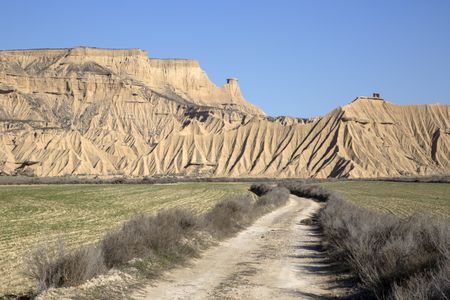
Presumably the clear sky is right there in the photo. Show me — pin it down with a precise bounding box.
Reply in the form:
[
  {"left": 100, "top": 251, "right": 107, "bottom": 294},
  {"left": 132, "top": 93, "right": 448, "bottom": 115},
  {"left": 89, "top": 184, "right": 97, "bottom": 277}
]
[{"left": 1, "top": 0, "right": 449, "bottom": 117}]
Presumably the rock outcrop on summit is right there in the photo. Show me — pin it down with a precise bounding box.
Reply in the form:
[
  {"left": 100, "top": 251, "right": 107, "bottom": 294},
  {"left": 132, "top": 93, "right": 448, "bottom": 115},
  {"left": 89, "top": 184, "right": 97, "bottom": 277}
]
[{"left": 0, "top": 47, "right": 449, "bottom": 178}]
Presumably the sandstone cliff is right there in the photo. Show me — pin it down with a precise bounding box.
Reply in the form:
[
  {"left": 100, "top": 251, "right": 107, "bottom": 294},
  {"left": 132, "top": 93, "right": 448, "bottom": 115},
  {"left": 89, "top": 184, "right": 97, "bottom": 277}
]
[{"left": 0, "top": 47, "right": 448, "bottom": 178}]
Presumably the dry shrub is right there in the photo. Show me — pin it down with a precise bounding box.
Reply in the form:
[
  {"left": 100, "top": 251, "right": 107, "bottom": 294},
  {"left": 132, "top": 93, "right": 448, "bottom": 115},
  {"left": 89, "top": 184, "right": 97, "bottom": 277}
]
[
  {"left": 255, "top": 187, "right": 290, "bottom": 211},
  {"left": 147, "top": 209, "right": 200, "bottom": 254},
  {"left": 249, "top": 183, "right": 274, "bottom": 196},
  {"left": 102, "top": 209, "right": 199, "bottom": 268},
  {"left": 205, "top": 188, "right": 290, "bottom": 238},
  {"left": 204, "top": 196, "right": 253, "bottom": 237},
  {"left": 391, "top": 259, "right": 450, "bottom": 300},
  {"left": 101, "top": 214, "right": 154, "bottom": 268},
  {"left": 26, "top": 242, "right": 105, "bottom": 292},
  {"left": 278, "top": 182, "right": 336, "bottom": 202},
  {"left": 317, "top": 187, "right": 450, "bottom": 299},
  {"left": 277, "top": 180, "right": 450, "bottom": 299}
]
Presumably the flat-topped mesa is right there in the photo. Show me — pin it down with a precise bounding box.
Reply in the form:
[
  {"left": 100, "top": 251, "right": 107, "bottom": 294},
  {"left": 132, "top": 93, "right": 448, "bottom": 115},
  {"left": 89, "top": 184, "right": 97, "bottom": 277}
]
[
  {"left": 343, "top": 93, "right": 400, "bottom": 124},
  {"left": 68, "top": 47, "right": 148, "bottom": 57},
  {"left": 148, "top": 58, "right": 200, "bottom": 68},
  {"left": 0, "top": 47, "right": 264, "bottom": 115},
  {"left": 141, "top": 59, "right": 263, "bottom": 115},
  {"left": 352, "top": 93, "right": 385, "bottom": 102},
  {"left": 0, "top": 47, "right": 148, "bottom": 58}
]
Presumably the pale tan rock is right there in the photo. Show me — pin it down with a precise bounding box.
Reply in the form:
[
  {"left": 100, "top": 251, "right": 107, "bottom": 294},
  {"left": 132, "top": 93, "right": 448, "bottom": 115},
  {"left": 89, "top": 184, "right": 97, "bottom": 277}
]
[{"left": 0, "top": 47, "right": 449, "bottom": 178}]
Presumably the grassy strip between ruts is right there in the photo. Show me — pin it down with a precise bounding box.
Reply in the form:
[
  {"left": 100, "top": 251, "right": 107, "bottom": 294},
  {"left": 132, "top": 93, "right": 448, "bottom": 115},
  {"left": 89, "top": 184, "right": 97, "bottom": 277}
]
[
  {"left": 24, "top": 187, "right": 290, "bottom": 298},
  {"left": 269, "top": 182, "right": 450, "bottom": 300}
]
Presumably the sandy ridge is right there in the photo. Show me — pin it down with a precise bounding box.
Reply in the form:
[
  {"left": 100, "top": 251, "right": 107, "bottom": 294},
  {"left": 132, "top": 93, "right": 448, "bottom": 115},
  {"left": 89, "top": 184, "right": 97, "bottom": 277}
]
[{"left": 1, "top": 48, "right": 449, "bottom": 178}]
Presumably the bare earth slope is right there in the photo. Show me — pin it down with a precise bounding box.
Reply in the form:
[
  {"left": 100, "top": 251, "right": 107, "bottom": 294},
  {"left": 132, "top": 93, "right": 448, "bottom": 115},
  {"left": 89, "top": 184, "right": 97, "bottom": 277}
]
[
  {"left": 0, "top": 47, "right": 449, "bottom": 178},
  {"left": 132, "top": 196, "right": 348, "bottom": 300}
]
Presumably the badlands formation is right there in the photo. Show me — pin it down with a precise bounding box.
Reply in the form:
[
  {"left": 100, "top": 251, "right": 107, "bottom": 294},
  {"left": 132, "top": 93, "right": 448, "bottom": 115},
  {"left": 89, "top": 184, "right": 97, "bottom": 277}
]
[{"left": 0, "top": 47, "right": 449, "bottom": 178}]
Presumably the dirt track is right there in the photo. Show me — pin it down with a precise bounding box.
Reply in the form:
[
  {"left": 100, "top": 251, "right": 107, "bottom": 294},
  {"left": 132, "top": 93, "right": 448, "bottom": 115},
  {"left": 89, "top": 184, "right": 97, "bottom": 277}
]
[{"left": 132, "top": 195, "right": 347, "bottom": 299}]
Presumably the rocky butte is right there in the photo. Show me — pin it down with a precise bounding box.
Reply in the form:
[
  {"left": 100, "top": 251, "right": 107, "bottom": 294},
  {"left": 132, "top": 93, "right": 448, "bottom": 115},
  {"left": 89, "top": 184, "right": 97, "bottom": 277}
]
[{"left": 0, "top": 47, "right": 449, "bottom": 178}]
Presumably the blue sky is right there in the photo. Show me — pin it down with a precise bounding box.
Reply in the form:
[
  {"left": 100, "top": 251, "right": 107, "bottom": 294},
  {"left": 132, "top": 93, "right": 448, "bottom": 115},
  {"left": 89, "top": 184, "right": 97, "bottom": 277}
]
[{"left": 1, "top": 0, "right": 449, "bottom": 117}]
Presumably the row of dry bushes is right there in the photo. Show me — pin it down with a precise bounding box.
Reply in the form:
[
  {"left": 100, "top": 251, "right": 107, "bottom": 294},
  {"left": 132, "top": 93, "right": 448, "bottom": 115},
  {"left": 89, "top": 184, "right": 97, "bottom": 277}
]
[
  {"left": 1, "top": 174, "right": 448, "bottom": 185},
  {"left": 261, "top": 182, "right": 449, "bottom": 300},
  {"left": 26, "top": 187, "right": 290, "bottom": 293}
]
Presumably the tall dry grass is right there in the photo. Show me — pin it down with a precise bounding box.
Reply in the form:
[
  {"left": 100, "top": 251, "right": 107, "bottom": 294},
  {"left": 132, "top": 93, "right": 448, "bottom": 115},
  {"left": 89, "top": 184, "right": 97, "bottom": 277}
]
[{"left": 26, "top": 242, "right": 105, "bottom": 292}]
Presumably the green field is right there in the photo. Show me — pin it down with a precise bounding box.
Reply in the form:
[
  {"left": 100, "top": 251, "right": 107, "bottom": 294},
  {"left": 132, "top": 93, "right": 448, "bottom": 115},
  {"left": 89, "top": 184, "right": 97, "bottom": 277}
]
[
  {"left": 0, "top": 183, "right": 253, "bottom": 295},
  {"left": 2, "top": 181, "right": 449, "bottom": 295},
  {"left": 321, "top": 181, "right": 450, "bottom": 218}
]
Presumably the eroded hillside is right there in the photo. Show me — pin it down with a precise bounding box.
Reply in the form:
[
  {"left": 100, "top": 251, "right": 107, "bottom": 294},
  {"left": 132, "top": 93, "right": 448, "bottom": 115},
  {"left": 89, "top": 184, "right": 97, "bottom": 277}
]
[{"left": 0, "top": 47, "right": 448, "bottom": 178}]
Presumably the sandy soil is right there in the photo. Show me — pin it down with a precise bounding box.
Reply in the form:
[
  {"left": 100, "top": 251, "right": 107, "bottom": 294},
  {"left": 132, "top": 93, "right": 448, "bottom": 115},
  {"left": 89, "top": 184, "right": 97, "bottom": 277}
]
[{"left": 132, "top": 195, "right": 349, "bottom": 300}]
